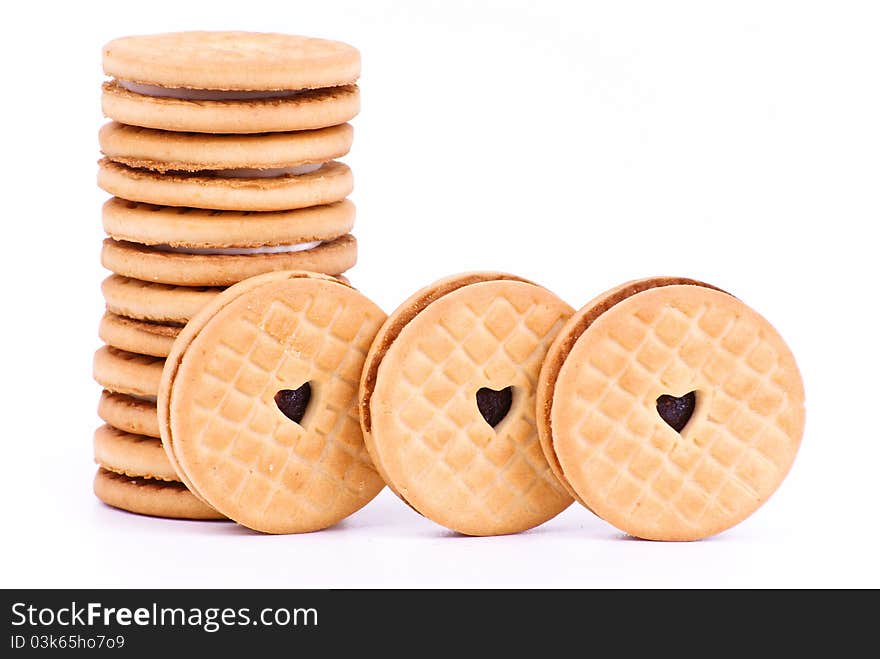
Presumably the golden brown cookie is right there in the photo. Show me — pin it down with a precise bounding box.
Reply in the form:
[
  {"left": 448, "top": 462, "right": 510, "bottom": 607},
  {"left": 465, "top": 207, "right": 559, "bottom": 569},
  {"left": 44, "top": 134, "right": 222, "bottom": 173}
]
[
  {"left": 102, "top": 82, "right": 359, "bottom": 134},
  {"left": 97, "top": 159, "right": 352, "bottom": 212},
  {"left": 535, "top": 277, "right": 720, "bottom": 506},
  {"left": 103, "top": 31, "right": 360, "bottom": 91},
  {"left": 101, "top": 235, "right": 356, "bottom": 287},
  {"left": 359, "top": 272, "right": 575, "bottom": 536},
  {"left": 93, "top": 424, "right": 177, "bottom": 481},
  {"left": 94, "top": 468, "right": 224, "bottom": 520},
  {"left": 102, "top": 198, "right": 355, "bottom": 249},
  {"left": 102, "top": 275, "right": 223, "bottom": 323},
  {"left": 100, "top": 273, "right": 349, "bottom": 323},
  {"left": 102, "top": 32, "right": 360, "bottom": 133},
  {"left": 538, "top": 277, "right": 805, "bottom": 541},
  {"left": 93, "top": 345, "right": 164, "bottom": 398},
  {"left": 159, "top": 271, "right": 387, "bottom": 534},
  {"left": 98, "top": 390, "right": 160, "bottom": 438},
  {"left": 99, "top": 122, "right": 353, "bottom": 172},
  {"left": 98, "top": 311, "right": 181, "bottom": 358}
]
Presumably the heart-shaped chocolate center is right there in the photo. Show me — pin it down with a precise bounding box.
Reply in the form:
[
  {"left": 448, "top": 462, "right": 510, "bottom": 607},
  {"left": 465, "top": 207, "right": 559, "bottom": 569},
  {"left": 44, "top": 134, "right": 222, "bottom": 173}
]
[
  {"left": 275, "top": 382, "right": 312, "bottom": 425},
  {"left": 476, "top": 386, "right": 513, "bottom": 428},
  {"left": 656, "top": 391, "right": 696, "bottom": 433}
]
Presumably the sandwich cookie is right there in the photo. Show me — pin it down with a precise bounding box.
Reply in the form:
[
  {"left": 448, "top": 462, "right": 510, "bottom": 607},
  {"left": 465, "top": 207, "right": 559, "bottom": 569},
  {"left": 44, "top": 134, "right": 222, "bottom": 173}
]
[
  {"left": 97, "top": 159, "right": 352, "bottom": 212},
  {"left": 102, "top": 275, "right": 224, "bottom": 324},
  {"left": 102, "top": 234, "right": 356, "bottom": 287},
  {"left": 94, "top": 469, "right": 223, "bottom": 520},
  {"left": 159, "top": 271, "right": 387, "bottom": 534},
  {"left": 94, "top": 424, "right": 177, "bottom": 481},
  {"left": 102, "top": 32, "right": 360, "bottom": 133},
  {"left": 102, "top": 197, "right": 354, "bottom": 250},
  {"left": 98, "top": 390, "right": 160, "bottom": 438},
  {"left": 93, "top": 346, "right": 164, "bottom": 398},
  {"left": 99, "top": 122, "right": 353, "bottom": 173},
  {"left": 101, "top": 271, "right": 352, "bottom": 323},
  {"left": 359, "top": 273, "right": 575, "bottom": 536},
  {"left": 537, "top": 277, "right": 805, "bottom": 541},
  {"left": 99, "top": 311, "right": 180, "bottom": 358},
  {"left": 100, "top": 197, "right": 356, "bottom": 286}
]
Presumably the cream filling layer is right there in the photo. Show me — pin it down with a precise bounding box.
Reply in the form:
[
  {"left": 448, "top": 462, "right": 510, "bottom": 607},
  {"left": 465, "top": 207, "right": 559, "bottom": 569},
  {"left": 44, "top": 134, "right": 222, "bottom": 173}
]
[
  {"left": 153, "top": 240, "right": 324, "bottom": 256},
  {"left": 211, "top": 164, "right": 323, "bottom": 178},
  {"left": 125, "top": 394, "right": 158, "bottom": 403},
  {"left": 117, "top": 80, "right": 308, "bottom": 101}
]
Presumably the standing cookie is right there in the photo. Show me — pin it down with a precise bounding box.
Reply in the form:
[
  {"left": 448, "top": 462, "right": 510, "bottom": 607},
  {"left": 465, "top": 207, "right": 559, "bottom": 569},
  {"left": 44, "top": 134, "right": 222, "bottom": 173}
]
[
  {"left": 537, "top": 277, "right": 805, "bottom": 541},
  {"left": 360, "top": 273, "right": 575, "bottom": 536},
  {"left": 159, "top": 271, "right": 387, "bottom": 534}
]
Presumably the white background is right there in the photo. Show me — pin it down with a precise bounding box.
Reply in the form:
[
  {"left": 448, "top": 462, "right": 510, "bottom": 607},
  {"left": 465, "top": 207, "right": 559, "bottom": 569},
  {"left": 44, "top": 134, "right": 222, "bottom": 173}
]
[{"left": 2, "top": 0, "right": 878, "bottom": 588}]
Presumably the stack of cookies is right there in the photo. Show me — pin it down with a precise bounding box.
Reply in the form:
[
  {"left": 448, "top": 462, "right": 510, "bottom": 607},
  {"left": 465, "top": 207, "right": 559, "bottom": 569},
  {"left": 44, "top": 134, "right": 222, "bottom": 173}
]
[{"left": 92, "top": 31, "right": 362, "bottom": 519}]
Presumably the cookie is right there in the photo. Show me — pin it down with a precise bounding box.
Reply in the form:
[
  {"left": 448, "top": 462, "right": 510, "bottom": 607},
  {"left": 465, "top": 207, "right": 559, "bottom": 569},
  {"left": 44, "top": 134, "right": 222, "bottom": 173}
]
[
  {"left": 534, "top": 277, "right": 723, "bottom": 507},
  {"left": 98, "top": 390, "right": 160, "bottom": 438},
  {"left": 98, "top": 311, "right": 180, "bottom": 358},
  {"left": 159, "top": 271, "right": 387, "bottom": 534},
  {"left": 102, "top": 275, "right": 223, "bottom": 323},
  {"left": 99, "top": 122, "right": 353, "bottom": 172},
  {"left": 102, "top": 32, "right": 360, "bottom": 133},
  {"left": 538, "top": 277, "right": 805, "bottom": 541},
  {"left": 103, "top": 31, "right": 359, "bottom": 92},
  {"left": 101, "top": 234, "right": 356, "bottom": 287},
  {"left": 101, "top": 273, "right": 351, "bottom": 323},
  {"left": 359, "top": 272, "right": 575, "bottom": 536},
  {"left": 102, "top": 82, "right": 359, "bottom": 135},
  {"left": 102, "top": 198, "right": 355, "bottom": 249},
  {"left": 93, "top": 424, "right": 177, "bottom": 481},
  {"left": 93, "top": 345, "right": 164, "bottom": 398},
  {"left": 97, "top": 159, "right": 352, "bottom": 212},
  {"left": 94, "top": 468, "right": 224, "bottom": 520}
]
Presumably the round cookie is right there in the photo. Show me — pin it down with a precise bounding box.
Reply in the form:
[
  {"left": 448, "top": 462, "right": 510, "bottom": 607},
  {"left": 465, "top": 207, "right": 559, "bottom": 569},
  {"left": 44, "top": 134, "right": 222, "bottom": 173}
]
[
  {"left": 98, "top": 391, "right": 160, "bottom": 438},
  {"left": 97, "top": 159, "right": 352, "bottom": 212},
  {"left": 103, "top": 32, "right": 360, "bottom": 92},
  {"left": 99, "top": 122, "right": 353, "bottom": 172},
  {"left": 359, "top": 272, "right": 575, "bottom": 536},
  {"left": 102, "top": 198, "right": 355, "bottom": 248},
  {"left": 99, "top": 311, "right": 180, "bottom": 358},
  {"left": 535, "top": 277, "right": 720, "bottom": 506},
  {"left": 539, "top": 277, "right": 805, "bottom": 541},
  {"left": 102, "top": 275, "right": 223, "bottom": 323},
  {"left": 101, "top": 235, "right": 356, "bottom": 287},
  {"left": 94, "top": 424, "right": 177, "bottom": 481},
  {"left": 93, "top": 346, "right": 164, "bottom": 398},
  {"left": 101, "top": 273, "right": 351, "bottom": 323},
  {"left": 102, "top": 82, "right": 359, "bottom": 134},
  {"left": 94, "top": 468, "right": 224, "bottom": 520},
  {"left": 102, "top": 32, "right": 360, "bottom": 133},
  {"left": 159, "top": 271, "right": 388, "bottom": 534}
]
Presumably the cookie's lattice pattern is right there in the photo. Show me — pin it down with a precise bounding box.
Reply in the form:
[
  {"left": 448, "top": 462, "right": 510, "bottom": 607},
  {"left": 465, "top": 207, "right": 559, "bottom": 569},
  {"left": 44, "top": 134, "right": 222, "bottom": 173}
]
[
  {"left": 554, "top": 290, "right": 803, "bottom": 538},
  {"left": 174, "top": 285, "right": 384, "bottom": 531},
  {"left": 376, "top": 285, "right": 572, "bottom": 533}
]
